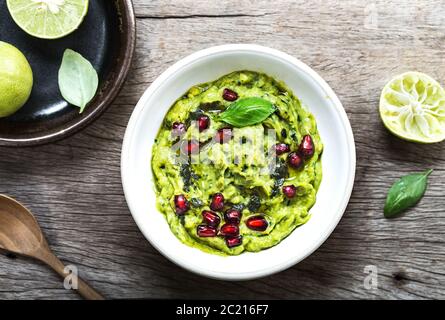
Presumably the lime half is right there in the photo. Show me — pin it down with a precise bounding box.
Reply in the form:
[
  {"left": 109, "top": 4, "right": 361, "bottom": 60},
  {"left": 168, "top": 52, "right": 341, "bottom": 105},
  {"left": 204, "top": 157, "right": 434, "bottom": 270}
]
[
  {"left": 380, "top": 72, "right": 445, "bottom": 143},
  {"left": 6, "top": 0, "right": 89, "bottom": 40}
]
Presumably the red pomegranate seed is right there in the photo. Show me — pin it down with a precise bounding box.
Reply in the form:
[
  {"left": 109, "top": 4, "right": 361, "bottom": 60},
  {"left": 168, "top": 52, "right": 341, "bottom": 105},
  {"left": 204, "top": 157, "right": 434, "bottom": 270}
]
[
  {"left": 274, "top": 143, "right": 290, "bottom": 155},
  {"left": 287, "top": 152, "right": 304, "bottom": 169},
  {"left": 246, "top": 216, "right": 268, "bottom": 231},
  {"left": 219, "top": 223, "right": 239, "bottom": 237},
  {"left": 215, "top": 128, "right": 233, "bottom": 144},
  {"left": 282, "top": 185, "right": 297, "bottom": 199},
  {"left": 226, "top": 236, "right": 243, "bottom": 248},
  {"left": 298, "top": 135, "right": 315, "bottom": 158},
  {"left": 222, "top": 88, "right": 238, "bottom": 101},
  {"left": 172, "top": 122, "right": 187, "bottom": 136},
  {"left": 210, "top": 193, "right": 224, "bottom": 211},
  {"left": 174, "top": 194, "right": 190, "bottom": 215},
  {"left": 181, "top": 140, "right": 200, "bottom": 155},
  {"left": 224, "top": 209, "right": 242, "bottom": 224},
  {"left": 197, "top": 225, "right": 217, "bottom": 237},
  {"left": 201, "top": 210, "right": 221, "bottom": 227},
  {"left": 197, "top": 115, "right": 210, "bottom": 132}
]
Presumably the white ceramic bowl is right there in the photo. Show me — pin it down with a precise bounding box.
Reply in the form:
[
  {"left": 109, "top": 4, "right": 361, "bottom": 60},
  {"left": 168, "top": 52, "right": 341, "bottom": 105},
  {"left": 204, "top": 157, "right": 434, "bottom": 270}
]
[{"left": 121, "top": 44, "right": 356, "bottom": 280}]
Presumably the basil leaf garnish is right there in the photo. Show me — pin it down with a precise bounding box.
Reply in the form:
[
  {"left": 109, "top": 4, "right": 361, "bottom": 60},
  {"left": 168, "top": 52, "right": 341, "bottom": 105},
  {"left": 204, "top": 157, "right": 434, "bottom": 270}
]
[
  {"left": 384, "top": 169, "right": 433, "bottom": 218},
  {"left": 219, "top": 97, "right": 276, "bottom": 127},
  {"left": 58, "top": 49, "right": 99, "bottom": 113}
]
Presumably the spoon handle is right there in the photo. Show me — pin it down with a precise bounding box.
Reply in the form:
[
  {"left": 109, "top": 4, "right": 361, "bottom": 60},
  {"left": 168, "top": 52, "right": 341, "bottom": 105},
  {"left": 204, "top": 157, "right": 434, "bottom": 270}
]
[{"left": 39, "top": 250, "right": 104, "bottom": 300}]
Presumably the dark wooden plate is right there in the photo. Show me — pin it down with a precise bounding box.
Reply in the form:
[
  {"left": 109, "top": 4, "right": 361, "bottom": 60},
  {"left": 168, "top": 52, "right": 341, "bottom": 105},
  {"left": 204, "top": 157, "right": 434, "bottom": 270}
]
[{"left": 0, "top": 0, "right": 135, "bottom": 146}]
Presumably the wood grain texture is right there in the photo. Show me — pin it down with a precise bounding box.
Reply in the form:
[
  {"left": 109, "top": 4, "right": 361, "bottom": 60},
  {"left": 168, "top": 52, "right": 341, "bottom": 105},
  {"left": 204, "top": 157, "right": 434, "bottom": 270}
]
[{"left": 1, "top": 0, "right": 444, "bottom": 299}]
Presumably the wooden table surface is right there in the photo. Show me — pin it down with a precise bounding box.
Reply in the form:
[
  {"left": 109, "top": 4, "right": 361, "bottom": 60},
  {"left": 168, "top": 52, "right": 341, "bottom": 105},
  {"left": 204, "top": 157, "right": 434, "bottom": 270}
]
[{"left": 1, "top": 0, "right": 444, "bottom": 300}]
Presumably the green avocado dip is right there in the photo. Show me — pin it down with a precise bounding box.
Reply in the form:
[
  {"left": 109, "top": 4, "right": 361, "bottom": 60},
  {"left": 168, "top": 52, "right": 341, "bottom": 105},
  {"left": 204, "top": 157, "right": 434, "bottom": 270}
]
[{"left": 151, "top": 71, "right": 323, "bottom": 255}]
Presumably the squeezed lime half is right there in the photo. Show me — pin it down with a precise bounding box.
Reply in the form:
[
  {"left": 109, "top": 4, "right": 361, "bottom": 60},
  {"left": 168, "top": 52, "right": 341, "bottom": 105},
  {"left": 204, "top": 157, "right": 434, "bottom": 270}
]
[
  {"left": 380, "top": 72, "right": 445, "bottom": 143},
  {"left": 6, "top": 0, "right": 89, "bottom": 40}
]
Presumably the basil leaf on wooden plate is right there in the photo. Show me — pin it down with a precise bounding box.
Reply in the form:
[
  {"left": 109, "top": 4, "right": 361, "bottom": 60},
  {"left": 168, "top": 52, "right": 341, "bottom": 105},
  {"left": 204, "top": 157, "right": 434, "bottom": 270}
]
[
  {"left": 58, "top": 49, "right": 99, "bottom": 113},
  {"left": 384, "top": 169, "right": 433, "bottom": 218},
  {"left": 219, "top": 97, "right": 276, "bottom": 127}
]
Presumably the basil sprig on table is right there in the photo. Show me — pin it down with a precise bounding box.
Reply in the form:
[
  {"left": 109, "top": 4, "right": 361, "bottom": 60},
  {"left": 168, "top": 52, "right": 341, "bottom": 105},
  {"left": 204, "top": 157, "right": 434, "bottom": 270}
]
[
  {"left": 219, "top": 97, "right": 276, "bottom": 127},
  {"left": 384, "top": 169, "right": 433, "bottom": 218},
  {"left": 58, "top": 49, "right": 99, "bottom": 113}
]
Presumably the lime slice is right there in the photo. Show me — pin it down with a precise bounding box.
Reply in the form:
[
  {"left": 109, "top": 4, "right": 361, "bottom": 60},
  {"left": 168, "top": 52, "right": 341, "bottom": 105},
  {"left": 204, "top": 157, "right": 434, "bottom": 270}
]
[
  {"left": 380, "top": 72, "right": 445, "bottom": 143},
  {"left": 6, "top": 0, "right": 89, "bottom": 40}
]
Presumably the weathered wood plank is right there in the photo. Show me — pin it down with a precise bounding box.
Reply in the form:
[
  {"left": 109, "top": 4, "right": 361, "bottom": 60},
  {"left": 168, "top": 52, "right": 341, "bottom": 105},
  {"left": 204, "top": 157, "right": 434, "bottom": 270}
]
[{"left": 0, "top": 0, "right": 444, "bottom": 299}]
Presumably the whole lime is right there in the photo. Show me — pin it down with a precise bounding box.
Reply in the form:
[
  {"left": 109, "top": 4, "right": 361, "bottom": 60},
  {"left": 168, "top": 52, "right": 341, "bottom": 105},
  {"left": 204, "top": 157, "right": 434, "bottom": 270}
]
[{"left": 0, "top": 41, "right": 33, "bottom": 118}]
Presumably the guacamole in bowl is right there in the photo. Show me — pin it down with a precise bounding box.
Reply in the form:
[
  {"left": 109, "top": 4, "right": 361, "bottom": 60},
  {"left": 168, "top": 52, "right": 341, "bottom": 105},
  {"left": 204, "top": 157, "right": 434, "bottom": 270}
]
[{"left": 151, "top": 71, "right": 323, "bottom": 255}]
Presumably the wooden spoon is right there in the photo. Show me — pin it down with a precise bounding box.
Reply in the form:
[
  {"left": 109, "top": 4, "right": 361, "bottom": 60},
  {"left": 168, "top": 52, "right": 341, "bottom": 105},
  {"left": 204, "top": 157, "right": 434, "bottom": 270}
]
[{"left": 0, "top": 194, "right": 104, "bottom": 300}]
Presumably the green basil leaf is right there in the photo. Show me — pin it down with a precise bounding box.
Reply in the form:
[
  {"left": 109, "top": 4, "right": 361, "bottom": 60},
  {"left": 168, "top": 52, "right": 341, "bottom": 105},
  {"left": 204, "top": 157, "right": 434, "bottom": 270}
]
[
  {"left": 58, "top": 49, "right": 98, "bottom": 113},
  {"left": 384, "top": 169, "right": 433, "bottom": 218},
  {"left": 219, "top": 97, "right": 276, "bottom": 127}
]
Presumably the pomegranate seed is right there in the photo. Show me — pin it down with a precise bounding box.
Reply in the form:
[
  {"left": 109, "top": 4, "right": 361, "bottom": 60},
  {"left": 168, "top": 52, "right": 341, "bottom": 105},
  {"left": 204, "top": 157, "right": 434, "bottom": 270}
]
[
  {"left": 197, "top": 225, "right": 217, "bottom": 237},
  {"left": 172, "top": 122, "right": 186, "bottom": 136},
  {"left": 216, "top": 128, "right": 233, "bottom": 144},
  {"left": 181, "top": 140, "right": 200, "bottom": 155},
  {"left": 288, "top": 152, "right": 304, "bottom": 169},
  {"left": 224, "top": 209, "right": 242, "bottom": 224},
  {"left": 202, "top": 210, "right": 221, "bottom": 227},
  {"left": 282, "top": 185, "right": 297, "bottom": 199},
  {"left": 274, "top": 143, "right": 290, "bottom": 155},
  {"left": 210, "top": 193, "right": 224, "bottom": 211},
  {"left": 220, "top": 223, "right": 239, "bottom": 237},
  {"left": 222, "top": 88, "right": 238, "bottom": 101},
  {"left": 246, "top": 216, "right": 268, "bottom": 231},
  {"left": 298, "top": 135, "right": 315, "bottom": 158},
  {"left": 197, "top": 115, "right": 210, "bottom": 132},
  {"left": 226, "top": 236, "right": 243, "bottom": 248},
  {"left": 174, "top": 194, "right": 189, "bottom": 215}
]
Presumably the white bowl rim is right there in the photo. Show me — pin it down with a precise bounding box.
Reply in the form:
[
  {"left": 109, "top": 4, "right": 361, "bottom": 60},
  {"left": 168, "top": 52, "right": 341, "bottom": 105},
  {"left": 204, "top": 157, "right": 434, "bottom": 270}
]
[{"left": 121, "top": 44, "right": 356, "bottom": 280}]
